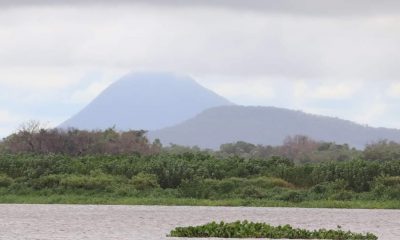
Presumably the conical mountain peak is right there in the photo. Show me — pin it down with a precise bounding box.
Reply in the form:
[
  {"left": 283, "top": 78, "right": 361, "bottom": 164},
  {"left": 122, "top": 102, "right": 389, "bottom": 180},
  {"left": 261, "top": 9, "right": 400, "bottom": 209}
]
[{"left": 61, "top": 72, "right": 234, "bottom": 130}]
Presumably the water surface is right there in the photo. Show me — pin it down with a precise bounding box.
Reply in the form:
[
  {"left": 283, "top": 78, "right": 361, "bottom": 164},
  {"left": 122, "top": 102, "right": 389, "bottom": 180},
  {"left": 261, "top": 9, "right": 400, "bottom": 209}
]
[{"left": 0, "top": 204, "right": 398, "bottom": 239}]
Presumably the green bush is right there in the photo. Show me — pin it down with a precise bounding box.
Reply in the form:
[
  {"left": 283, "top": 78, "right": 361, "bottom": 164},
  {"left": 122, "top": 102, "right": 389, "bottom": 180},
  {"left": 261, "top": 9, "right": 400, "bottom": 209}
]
[
  {"left": 178, "top": 177, "right": 293, "bottom": 200},
  {"left": 247, "top": 177, "right": 295, "bottom": 189},
  {"left": 240, "top": 186, "right": 265, "bottom": 199},
  {"left": 28, "top": 171, "right": 121, "bottom": 192},
  {"left": 330, "top": 191, "right": 354, "bottom": 201},
  {"left": 0, "top": 174, "right": 13, "bottom": 187},
  {"left": 131, "top": 173, "right": 159, "bottom": 190},
  {"left": 60, "top": 173, "right": 116, "bottom": 191},
  {"left": 310, "top": 183, "right": 328, "bottom": 194},
  {"left": 376, "top": 176, "right": 400, "bottom": 186},
  {"left": 278, "top": 190, "right": 305, "bottom": 202},
  {"left": 0, "top": 153, "right": 400, "bottom": 203},
  {"left": 29, "top": 174, "right": 62, "bottom": 189},
  {"left": 168, "top": 221, "right": 377, "bottom": 239},
  {"left": 372, "top": 176, "right": 400, "bottom": 199}
]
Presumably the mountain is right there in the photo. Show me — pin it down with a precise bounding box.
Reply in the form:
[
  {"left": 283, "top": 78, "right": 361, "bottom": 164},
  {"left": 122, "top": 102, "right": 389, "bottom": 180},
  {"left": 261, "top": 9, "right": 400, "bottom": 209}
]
[
  {"left": 148, "top": 106, "right": 400, "bottom": 149},
  {"left": 60, "top": 72, "right": 234, "bottom": 130}
]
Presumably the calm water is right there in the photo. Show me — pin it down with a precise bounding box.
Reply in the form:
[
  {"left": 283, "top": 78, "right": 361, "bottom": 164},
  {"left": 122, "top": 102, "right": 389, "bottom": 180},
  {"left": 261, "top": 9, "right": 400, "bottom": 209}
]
[{"left": 0, "top": 204, "right": 399, "bottom": 240}]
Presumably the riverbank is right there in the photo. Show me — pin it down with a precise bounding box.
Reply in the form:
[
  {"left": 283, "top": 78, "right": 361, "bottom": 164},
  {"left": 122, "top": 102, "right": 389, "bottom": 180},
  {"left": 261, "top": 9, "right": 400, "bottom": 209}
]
[{"left": 0, "top": 194, "right": 399, "bottom": 209}]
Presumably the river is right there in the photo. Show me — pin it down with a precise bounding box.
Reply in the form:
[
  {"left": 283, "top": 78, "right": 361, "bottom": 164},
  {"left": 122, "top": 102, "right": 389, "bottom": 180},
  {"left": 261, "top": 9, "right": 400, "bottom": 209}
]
[{"left": 0, "top": 204, "right": 398, "bottom": 239}]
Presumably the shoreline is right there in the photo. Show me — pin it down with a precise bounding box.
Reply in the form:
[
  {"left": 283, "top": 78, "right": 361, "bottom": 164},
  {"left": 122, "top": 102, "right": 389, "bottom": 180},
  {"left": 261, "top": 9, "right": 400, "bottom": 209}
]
[{"left": 0, "top": 195, "right": 399, "bottom": 209}]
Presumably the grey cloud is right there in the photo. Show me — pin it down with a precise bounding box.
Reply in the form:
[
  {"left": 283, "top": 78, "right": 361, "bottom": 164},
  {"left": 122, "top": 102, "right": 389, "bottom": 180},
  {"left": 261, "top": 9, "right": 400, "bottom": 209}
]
[
  {"left": 1, "top": 4, "right": 400, "bottom": 81},
  {"left": 1, "top": 0, "right": 400, "bottom": 16}
]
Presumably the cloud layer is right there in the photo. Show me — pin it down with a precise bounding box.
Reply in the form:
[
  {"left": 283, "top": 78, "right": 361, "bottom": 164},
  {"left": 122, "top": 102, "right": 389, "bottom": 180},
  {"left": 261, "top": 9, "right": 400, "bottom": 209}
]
[
  {"left": 0, "top": 2, "right": 399, "bottom": 137},
  {"left": 3, "top": 0, "right": 400, "bottom": 17}
]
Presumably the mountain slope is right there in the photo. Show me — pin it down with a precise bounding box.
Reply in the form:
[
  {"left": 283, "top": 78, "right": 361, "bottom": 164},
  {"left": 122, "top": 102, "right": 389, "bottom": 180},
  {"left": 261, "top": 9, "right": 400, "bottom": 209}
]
[
  {"left": 60, "top": 72, "right": 233, "bottom": 130},
  {"left": 148, "top": 106, "right": 400, "bottom": 149}
]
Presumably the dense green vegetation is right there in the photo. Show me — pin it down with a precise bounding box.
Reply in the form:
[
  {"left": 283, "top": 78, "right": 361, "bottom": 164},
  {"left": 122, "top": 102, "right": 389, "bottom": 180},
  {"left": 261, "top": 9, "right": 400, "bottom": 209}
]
[
  {"left": 0, "top": 125, "right": 399, "bottom": 208},
  {"left": 168, "top": 221, "right": 377, "bottom": 239},
  {"left": 0, "top": 153, "right": 399, "bottom": 206}
]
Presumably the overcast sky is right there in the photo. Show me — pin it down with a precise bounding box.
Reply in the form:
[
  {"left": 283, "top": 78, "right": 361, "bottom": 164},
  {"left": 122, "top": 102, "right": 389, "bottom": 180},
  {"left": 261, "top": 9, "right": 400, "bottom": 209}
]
[{"left": 1, "top": 0, "right": 400, "bottom": 137}]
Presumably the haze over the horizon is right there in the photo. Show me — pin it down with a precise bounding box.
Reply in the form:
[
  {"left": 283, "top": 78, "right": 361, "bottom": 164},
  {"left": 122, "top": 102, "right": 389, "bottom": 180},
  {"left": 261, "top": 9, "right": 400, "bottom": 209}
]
[{"left": 1, "top": 0, "right": 400, "bottom": 137}]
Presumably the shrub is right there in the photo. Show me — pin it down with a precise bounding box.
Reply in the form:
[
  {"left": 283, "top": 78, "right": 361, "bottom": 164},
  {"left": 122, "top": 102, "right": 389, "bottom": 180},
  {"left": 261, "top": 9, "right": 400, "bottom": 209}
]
[
  {"left": 178, "top": 177, "right": 293, "bottom": 200},
  {"left": 310, "top": 183, "right": 328, "bottom": 194},
  {"left": 131, "top": 173, "right": 159, "bottom": 190},
  {"left": 29, "top": 174, "right": 62, "bottom": 189},
  {"left": 278, "top": 190, "right": 305, "bottom": 202},
  {"left": 372, "top": 176, "right": 400, "bottom": 199},
  {"left": 330, "top": 191, "right": 354, "bottom": 201},
  {"left": 376, "top": 176, "right": 400, "bottom": 187},
  {"left": 59, "top": 173, "right": 117, "bottom": 191},
  {"left": 168, "top": 221, "right": 377, "bottom": 239},
  {"left": 248, "top": 177, "right": 295, "bottom": 189},
  {"left": 240, "top": 186, "right": 265, "bottom": 199},
  {"left": 0, "top": 174, "right": 13, "bottom": 187}
]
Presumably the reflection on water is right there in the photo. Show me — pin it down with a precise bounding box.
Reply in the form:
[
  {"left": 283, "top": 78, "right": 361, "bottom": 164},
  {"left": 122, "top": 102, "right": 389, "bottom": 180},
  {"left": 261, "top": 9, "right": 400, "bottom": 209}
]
[{"left": 0, "top": 204, "right": 398, "bottom": 240}]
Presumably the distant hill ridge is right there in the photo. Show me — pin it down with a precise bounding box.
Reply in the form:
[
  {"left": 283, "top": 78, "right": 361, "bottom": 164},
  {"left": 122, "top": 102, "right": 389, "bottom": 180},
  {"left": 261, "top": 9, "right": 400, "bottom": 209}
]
[
  {"left": 61, "top": 71, "right": 400, "bottom": 149},
  {"left": 148, "top": 105, "right": 400, "bottom": 149}
]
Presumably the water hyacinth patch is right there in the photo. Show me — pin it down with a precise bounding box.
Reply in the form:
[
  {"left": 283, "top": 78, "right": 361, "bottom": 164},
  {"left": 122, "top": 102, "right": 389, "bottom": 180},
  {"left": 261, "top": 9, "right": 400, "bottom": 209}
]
[{"left": 168, "top": 220, "right": 378, "bottom": 239}]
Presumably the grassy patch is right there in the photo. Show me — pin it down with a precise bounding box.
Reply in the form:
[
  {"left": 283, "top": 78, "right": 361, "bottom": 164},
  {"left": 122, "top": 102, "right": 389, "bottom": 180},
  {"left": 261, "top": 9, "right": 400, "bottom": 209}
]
[{"left": 0, "top": 194, "right": 399, "bottom": 209}]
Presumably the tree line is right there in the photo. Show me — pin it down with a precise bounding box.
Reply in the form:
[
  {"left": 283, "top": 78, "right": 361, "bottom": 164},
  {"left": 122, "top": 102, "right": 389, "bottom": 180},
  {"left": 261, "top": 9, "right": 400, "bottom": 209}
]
[
  {"left": 1, "top": 122, "right": 399, "bottom": 165},
  {"left": 0, "top": 122, "right": 399, "bottom": 203},
  {"left": 0, "top": 121, "right": 161, "bottom": 155}
]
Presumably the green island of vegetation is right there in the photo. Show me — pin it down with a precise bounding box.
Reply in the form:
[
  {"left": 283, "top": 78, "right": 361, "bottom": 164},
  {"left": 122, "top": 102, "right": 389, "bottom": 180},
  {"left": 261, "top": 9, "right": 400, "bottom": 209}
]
[
  {"left": 0, "top": 123, "right": 399, "bottom": 208},
  {"left": 168, "top": 220, "right": 378, "bottom": 239}
]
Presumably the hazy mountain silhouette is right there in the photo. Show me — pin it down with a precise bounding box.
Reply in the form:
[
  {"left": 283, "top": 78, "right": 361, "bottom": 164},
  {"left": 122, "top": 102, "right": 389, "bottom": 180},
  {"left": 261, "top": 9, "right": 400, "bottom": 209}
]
[
  {"left": 60, "top": 72, "right": 234, "bottom": 130},
  {"left": 61, "top": 72, "right": 400, "bottom": 149},
  {"left": 149, "top": 106, "right": 400, "bottom": 149}
]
